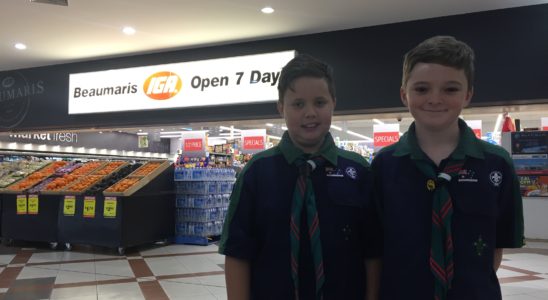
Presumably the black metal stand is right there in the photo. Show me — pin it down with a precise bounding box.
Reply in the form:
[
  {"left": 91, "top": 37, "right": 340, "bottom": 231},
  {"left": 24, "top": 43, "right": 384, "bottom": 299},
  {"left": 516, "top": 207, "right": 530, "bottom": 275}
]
[
  {"left": 57, "top": 166, "right": 175, "bottom": 254},
  {"left": 1, "top": 194, "right": 63, "bottom": 249}
]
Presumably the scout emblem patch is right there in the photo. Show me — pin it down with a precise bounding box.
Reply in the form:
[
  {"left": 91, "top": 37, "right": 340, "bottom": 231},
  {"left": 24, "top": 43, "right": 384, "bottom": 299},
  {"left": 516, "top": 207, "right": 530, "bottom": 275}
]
[
  {"left": 345, "top": 167, "right": 358, "bottom": 180},
  {"left": 474, "top": 235, "right": 487, "bottom": 256},
  {"left": 489, "top": 171, "right": 502, "bottom": 187}
]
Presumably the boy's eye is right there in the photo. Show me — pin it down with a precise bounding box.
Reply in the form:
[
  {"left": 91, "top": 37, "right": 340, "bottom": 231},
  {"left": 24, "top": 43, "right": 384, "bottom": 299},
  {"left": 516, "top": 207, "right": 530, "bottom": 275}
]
[
  {"left": 315, "top": 99, "right": 327, "bottom": 107},
  {"left": 414, "top": 86, "right": 428, "bottom": 93},
  {"left": 445, "top": 87, "right": 460, "bottom": 93},
  {"left": 292, "top": 102, "right": 304, "bottom": 108}
]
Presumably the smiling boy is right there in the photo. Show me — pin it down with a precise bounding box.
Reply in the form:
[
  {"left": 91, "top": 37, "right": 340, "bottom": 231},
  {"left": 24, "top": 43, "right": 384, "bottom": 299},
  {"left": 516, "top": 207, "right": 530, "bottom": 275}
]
[
  {"left": 372, "top": 36, "right": 524, "bottom": 300},
  {"left": 219, "top": 54, "right": 382, "bottom": 300}
]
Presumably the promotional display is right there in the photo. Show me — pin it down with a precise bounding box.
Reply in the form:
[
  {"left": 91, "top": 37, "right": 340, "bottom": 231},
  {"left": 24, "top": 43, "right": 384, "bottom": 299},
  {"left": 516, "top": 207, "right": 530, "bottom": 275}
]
[
  {"left": 240, "top": 129, "right": 266, "bottom": 154},
  {"left": 511, "top": 131, "right": 548, "bottom": 198},
  {"left": 373, "top": 123, "right": 400, "bottom": 151},
  {"left": 68, "top": 51, "right": 295, "bottom": 114},
  {"left": 174, "top": 167, "right": 235, "bottom": 245},
  {"left": 181, "top": 131, "right": 207, "bottom": 158}
]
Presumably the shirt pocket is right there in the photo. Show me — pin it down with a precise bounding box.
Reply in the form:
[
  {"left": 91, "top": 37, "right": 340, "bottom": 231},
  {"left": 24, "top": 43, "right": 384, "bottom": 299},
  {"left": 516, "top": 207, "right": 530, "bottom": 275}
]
[
  {"left": 452, "top": 183, "right": 498, "bottom": 217},
  {"left": 326, "top": 178, "right": 366, "bottom": 245},
  {"left": 328, "top": 178, "right": 366, "bottom": 208}
]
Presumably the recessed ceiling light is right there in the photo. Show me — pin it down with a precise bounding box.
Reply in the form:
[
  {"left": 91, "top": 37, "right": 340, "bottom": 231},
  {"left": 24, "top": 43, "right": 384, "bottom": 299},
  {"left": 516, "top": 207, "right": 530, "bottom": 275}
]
[
  {"left": 261, "top": 6, "right": 274, "bottom": 14},
  {"left": 14, "top": 43, "right": 27, "bottom": 50},
  {"left": 122, "top": 26, "right": 136, "bottom": 35}
]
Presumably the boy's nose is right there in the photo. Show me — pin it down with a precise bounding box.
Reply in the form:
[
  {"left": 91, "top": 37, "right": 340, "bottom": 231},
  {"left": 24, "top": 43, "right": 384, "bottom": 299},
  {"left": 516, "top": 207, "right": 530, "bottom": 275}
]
[
  {"left": 303, "top": 105, "right": 317, "bottom": 117},
  {"left": 427, "top": 90, "right": 443, "bottom": 104}
]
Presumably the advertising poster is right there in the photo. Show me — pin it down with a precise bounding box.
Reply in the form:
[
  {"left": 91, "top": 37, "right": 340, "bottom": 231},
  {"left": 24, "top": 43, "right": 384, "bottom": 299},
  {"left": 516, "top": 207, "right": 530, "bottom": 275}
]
[
  {"left": 511, "top": 131, "right": 548, "bottom": 154},
  {"left": 511, "top": 131, "right": 548, "bottom": 197}
]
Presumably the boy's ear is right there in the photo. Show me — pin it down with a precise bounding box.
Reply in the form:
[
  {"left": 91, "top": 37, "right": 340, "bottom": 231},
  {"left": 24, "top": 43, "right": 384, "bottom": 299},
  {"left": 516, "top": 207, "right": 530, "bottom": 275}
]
[
  {"left": 277, "top": 101, "right": 284, "bottom": 116},
  {"left": 463, "top": 88, "right": 474, "bottom": 107},
  {"left": 332, "top": 97, "right": 337, "bottom": 110},
  {"left": 400, "top": 87, "right": 409, "bottom": 107}
]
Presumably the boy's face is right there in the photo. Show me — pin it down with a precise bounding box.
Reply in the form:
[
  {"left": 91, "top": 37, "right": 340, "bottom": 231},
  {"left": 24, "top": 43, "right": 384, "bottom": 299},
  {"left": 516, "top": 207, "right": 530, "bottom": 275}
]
[
  {"left": 401, "top": 62, "right": 473, "bottom": 132},
  {"left": 277, "top": 76, "right": 335, "bottom": 153}
]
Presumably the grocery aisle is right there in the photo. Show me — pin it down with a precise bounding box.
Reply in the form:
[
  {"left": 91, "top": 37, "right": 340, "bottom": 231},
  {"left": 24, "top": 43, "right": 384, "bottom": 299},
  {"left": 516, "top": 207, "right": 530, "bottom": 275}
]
[{"left": 0, "top": 241, "right": 547, "bottom": 299}]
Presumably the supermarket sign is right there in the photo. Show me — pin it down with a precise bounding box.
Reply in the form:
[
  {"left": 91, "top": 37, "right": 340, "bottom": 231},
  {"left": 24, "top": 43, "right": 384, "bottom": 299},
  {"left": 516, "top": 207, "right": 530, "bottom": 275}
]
[
  {"left": 68, "top": 51, "right": 295, "bottom": 114},
  {"left": 373, "top": 124, "right": 399, "bottom": 150},
  {"left": 181, "top": 131, "right": 207, "bottom": 157},
  {"left": 241, "top": 129, "right": 266, "bottom": 154}
]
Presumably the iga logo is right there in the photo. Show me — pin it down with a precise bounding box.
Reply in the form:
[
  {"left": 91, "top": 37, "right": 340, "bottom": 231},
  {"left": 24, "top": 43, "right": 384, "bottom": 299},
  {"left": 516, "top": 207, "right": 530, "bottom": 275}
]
[{"left": 143, "top": 71, "right": 182, "bottom": 100}]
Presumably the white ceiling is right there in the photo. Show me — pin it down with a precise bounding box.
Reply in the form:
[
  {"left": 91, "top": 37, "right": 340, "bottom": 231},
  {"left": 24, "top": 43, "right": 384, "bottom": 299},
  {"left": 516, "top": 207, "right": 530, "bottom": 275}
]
[{"left": 2, "top": 0, "right": 548, "bottom": 72}]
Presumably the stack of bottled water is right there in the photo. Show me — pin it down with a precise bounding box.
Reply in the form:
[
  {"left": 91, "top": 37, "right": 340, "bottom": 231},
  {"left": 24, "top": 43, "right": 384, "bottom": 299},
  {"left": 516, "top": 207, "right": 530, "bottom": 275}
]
[{"left": 174, "top": 167, "right": 235, "bottom": 245}]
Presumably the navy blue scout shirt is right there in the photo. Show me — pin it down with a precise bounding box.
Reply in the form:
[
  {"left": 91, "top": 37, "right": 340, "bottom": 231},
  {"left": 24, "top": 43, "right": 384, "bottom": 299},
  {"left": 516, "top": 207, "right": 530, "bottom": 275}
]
[
  {"left": 219, "top": 132, "right": 382, "bottom": 300},
  {"left": 372, "top": 119, "right": 524, "bottom": 300}
]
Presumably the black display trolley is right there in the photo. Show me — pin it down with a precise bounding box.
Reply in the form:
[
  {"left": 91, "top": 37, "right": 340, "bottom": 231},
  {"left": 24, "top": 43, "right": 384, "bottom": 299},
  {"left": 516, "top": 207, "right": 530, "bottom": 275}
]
[
  {"left": 0, "top": 161, "right": 68, "bottom": 248},
  {"left": 57, "top": 162, "right": 175, "bottom": 255},
  {"left": 1, "top": 194, "right": 63, "bottom": 248}
]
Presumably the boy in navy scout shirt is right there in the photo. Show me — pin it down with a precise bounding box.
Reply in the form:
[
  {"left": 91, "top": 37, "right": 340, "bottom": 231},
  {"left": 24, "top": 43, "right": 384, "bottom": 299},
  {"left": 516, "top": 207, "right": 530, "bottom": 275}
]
[
  {"left": 219, "top": 54, "right": 382, "bottom": 300},
  {"left": 372, "top": 36, "right": 525, "bottom": 300}
]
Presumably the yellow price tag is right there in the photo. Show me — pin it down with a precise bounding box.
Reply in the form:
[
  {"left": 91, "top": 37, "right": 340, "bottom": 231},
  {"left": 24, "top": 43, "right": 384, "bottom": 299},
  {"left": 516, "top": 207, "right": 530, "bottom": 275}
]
[
  {"left": 16, "top": 195, "right": 27, "bottom": 215},
  {"left": 103, "top": 197, "right": 117, "bottom": 218},
  {"left": 28, "top": 194, "right": 39, "bottom": 215},
  {"left": 83, "top": 197, "right": 96, "bottom": 218},
  {"left": 64, "top": 196, "right": 76, "bottom": 216}
]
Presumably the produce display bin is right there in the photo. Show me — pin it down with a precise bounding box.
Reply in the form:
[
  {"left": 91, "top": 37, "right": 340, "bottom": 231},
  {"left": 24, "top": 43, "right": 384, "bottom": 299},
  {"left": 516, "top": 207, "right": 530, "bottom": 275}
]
[
  {"left": 1, "top": 194, "right": 63, "bottom": 248},
  {"left": 57, "top": 163, "right": 174, "bottom": 254}
]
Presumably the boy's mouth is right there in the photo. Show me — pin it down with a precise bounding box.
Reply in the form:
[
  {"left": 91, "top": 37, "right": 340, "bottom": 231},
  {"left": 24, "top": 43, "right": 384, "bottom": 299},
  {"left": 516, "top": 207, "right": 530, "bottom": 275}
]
[
  {"left": 423, "top": 109, "right": 448, "bottom": 113},
  {"left": 301, "top": 123, "right": 319, "bottom": 129}
]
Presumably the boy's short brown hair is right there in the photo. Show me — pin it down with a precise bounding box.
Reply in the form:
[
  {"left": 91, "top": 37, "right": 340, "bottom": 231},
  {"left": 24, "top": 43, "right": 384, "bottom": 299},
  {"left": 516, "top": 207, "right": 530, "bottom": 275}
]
[
  {"left": 402, "top": 36, "right": 475, "bottom": 91},
  {"left": 277, "top": 53, "right": 336, "bottom": 103}
]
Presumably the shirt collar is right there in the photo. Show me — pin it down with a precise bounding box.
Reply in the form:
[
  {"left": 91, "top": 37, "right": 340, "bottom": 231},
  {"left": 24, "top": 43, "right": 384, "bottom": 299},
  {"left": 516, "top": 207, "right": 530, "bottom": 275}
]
[
  {"left": 393, "top": 118, "right": 484, "bottom": 160},
  {"left": 279, "top": 131, "right": 338, "bottom": 166}
]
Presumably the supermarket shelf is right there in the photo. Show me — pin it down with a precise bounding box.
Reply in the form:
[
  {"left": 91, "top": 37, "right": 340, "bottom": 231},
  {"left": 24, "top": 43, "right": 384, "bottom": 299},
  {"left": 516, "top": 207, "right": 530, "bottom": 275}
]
[{"left": 207, "top": 152, "right": 232, "bottom": 156}]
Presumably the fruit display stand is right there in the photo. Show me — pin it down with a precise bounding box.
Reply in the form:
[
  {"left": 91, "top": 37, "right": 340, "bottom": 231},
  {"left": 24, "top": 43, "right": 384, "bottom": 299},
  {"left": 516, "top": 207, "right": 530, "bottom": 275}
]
[
  {"left": 57, "top": 160, "right": 174, "bottom": 254},
  {"left": 1, "top": 161, "right": 68, "bottom": 248}
]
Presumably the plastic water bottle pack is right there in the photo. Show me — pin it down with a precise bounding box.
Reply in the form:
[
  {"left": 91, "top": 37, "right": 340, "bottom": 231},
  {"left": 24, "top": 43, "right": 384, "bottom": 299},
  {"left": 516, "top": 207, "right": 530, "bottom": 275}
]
[{"left": 174, "top": 167, "right": 236, "bottom": 181}]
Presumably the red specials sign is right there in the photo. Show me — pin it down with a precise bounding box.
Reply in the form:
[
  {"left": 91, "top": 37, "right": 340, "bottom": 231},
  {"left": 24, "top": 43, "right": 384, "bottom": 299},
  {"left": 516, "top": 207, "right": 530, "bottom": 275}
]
[
  {"left": 374, "top": 132, "right": 399, "bottom": 148},
  {"left": 184, "top": 138, "right": 203, "bottom": 151},
  {"left": 243, "top": 136, "right": 264, "bottom": 150}
]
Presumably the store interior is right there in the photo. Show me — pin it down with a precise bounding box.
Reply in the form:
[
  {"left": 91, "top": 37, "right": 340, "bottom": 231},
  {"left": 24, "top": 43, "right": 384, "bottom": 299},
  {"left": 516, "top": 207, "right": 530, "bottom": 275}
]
[{"left": 3, "top": 103, "right": 545, "bottom": 160}]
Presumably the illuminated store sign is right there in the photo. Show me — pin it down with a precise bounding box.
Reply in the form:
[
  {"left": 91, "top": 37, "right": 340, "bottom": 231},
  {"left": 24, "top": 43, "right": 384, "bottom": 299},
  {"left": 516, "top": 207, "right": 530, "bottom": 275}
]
[
  {"left": 373, "top": 124, "right": 400, "bottom": 150},
  {"left": 68, "top": 51, "right": 295, "bottom": 114},
  {"left": 241, "top": 129, "right": 266, "bottom": 154}
]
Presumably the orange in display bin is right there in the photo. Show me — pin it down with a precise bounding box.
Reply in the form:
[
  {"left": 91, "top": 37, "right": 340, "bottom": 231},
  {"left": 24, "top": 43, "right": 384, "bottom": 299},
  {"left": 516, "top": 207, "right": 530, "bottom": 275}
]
[
  {"left": 65, "top": 175, "right": 104, "bottom": 192},
  {"left": 93, "top": 161, "right": 125, "bottom": 175},
  {"left": 132, "top": 162, "right": 162, "bottom": 176},
  {"left": 71, "top": 161, "right": 103, "bottom": 176},
  {"left": 105, "top": 177, "right": 141, "bottom": 193},
  {"left": 6, "top": 161, "right": 68, "bottom": 191},
  {"left": 43, "top": 174, "right": 81, "bottom": 191}
]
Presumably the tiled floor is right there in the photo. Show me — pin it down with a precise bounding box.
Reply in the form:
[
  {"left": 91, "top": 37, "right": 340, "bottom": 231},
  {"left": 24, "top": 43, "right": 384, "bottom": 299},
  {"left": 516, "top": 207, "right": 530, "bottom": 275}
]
[{"left": 0, "top": 241, "right": 547, "bottom": 299}]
